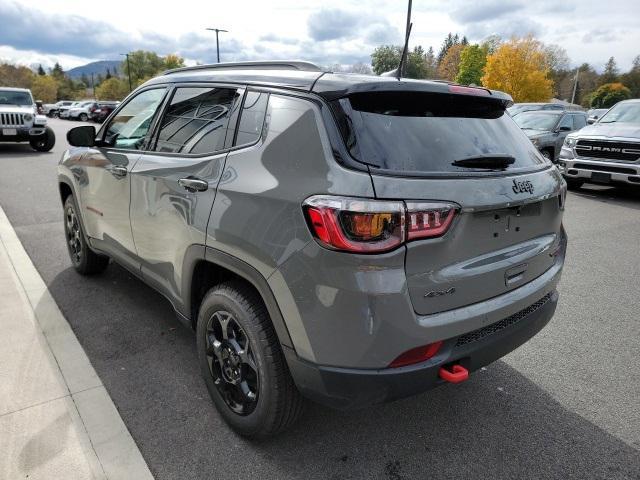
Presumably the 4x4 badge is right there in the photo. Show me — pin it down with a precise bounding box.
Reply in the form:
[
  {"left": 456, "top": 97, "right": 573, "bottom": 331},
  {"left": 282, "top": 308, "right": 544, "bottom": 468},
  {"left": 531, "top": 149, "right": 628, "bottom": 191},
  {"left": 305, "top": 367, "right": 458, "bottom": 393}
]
[{"left": 512, "top": 179, "right": 534, "bottom": 194}]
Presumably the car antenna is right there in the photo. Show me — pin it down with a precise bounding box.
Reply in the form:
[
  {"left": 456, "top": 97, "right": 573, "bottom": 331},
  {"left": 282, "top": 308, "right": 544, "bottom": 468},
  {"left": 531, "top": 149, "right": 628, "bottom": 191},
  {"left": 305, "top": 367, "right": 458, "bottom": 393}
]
[{"left": 397, "top": 0, "right": 413, "bottom": 80}]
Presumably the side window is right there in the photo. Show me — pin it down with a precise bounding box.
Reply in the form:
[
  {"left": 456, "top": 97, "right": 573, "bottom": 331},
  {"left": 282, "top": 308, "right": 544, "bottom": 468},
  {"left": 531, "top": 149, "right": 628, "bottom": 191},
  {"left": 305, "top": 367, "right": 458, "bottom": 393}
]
[
  {"left": 104, "top": 88, "right": 166, "bottom": 150},
  {"left": 558, "top": 115, "right": 573, "bottom": 130},
  {"left": 573, "top": 114, "right": 587, "bottom": 129},
  {"left": 235, "top": 92, "right": 269, "bottom": 147},
  {"left": 153, "top": 87, "right": 240, "bottom": 154}
]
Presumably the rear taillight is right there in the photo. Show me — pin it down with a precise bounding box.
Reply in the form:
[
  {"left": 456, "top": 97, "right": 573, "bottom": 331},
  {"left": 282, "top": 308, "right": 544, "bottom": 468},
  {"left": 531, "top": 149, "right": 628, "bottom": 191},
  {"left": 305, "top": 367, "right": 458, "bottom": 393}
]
[{"left": 303, "top": 195, "right": 457, "bottom": 253}]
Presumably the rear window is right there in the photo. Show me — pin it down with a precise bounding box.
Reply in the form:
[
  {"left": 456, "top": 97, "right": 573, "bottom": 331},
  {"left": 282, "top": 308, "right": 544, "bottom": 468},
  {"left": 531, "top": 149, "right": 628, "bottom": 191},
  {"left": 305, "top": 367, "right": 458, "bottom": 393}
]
[{"left": 332, "top": 92, "right": 546, "bottom": 176}]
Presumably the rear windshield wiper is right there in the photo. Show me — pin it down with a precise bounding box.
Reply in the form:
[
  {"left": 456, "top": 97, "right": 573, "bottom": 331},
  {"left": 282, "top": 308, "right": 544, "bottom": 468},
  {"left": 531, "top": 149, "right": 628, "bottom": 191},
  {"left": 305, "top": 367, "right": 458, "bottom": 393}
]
[{"left": 452, "top": 154, "right": 515, "bottom": 170}]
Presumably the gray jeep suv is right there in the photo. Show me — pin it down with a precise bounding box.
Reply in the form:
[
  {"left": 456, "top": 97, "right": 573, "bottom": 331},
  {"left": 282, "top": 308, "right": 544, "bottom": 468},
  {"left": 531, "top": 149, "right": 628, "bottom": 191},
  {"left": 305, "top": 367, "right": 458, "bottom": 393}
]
[{"left": 58, "top": 61, "right": 567, "bottom": 437}]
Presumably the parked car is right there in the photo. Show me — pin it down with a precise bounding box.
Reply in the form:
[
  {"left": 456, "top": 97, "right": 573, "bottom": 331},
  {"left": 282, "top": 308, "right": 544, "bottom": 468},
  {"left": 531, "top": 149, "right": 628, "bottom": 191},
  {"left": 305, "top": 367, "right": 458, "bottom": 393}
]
[
  {"left": 58, "top": 61, "right": 567, "bottom": 438},
  {"left": 514, "top": 110, "right": 588, "bottom": 162},
  {"left": 559, "top": 99, "right": 640, "bottom": 189},
  {"left": 89, "top": 102, "right": 119, "bottom": 123},
  {"left": 48, "top": 100, "right": 74, "bottom": 117},
  {"left": 0, "top": 87, "right": 55, "bottom": 151},
  {"left": 68, "top": 101, "right": 101, "bottom": 121},
  {"left": 587, "top": 108, "right": 609, "bottom": 124},
  {"left": 508, "top": 102, "right": 565, "bottom": 116}
]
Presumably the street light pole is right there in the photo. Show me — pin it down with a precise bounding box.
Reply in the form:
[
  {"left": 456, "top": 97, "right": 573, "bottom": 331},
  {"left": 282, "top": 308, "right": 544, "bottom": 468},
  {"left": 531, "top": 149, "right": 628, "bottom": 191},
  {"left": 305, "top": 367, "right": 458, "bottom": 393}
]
[
  {"left": 206, "top": 28, "right": 228, "bottom": 63},
  {"left": 120, "top": 53, "right": 132, "bottom": 92}
]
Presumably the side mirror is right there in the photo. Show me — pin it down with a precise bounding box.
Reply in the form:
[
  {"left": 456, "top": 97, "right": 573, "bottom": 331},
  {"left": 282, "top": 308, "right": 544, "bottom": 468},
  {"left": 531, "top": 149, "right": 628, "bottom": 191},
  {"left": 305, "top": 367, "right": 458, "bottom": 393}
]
[
  {"left": 67, "top": 126, "right": 96, "bottom": 147},
  {"left": 558, "top": 125, "right": 572, "bottom": 132},
  {"left": 587, "top": 118, "right": 595, "bottom": 125}
]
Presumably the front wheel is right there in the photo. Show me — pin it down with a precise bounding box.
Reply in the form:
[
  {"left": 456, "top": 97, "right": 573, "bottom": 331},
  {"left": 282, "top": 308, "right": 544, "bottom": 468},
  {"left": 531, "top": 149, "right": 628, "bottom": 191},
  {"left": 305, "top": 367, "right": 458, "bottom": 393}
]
[
  {"left": 196, "top": 281, "right": 304, "bottom": 438},
  {"left": 63, "top": 195, "right": 110, "bottom": 275},
  {"left": 79, "top": 113, "right": 88, "bottom": 122},
  {"left": 30, "top": 127, "right": 56, "bottom": 152}
]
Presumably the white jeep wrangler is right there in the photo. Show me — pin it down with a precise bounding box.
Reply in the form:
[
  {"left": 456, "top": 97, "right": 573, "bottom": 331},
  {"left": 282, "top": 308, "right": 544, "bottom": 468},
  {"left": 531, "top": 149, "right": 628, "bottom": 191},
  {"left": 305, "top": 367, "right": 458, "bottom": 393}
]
[{"left": 0, "top": 87, "right": 56, "bottom": 152}]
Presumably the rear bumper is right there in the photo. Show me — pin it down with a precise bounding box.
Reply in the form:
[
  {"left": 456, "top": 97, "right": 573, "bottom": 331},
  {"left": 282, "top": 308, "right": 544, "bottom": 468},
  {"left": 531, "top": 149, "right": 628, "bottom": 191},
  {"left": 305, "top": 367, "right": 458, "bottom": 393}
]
[{"left": 285, "top": 289, "right": 558, "bottom": 409}]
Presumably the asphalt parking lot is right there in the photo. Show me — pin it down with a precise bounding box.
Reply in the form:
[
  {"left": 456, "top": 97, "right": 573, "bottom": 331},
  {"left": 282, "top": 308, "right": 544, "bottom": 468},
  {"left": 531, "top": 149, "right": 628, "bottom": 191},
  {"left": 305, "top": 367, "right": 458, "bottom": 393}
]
[{"left": 1, "top": 118, "right": 639, "bottom": 479}]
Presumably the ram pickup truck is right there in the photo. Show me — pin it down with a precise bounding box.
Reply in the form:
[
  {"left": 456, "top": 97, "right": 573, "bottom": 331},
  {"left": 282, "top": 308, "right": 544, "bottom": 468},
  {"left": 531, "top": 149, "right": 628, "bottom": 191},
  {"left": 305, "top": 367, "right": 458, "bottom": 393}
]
[{"left": 559, "top": 99, "right": 640, "bottom": 188}]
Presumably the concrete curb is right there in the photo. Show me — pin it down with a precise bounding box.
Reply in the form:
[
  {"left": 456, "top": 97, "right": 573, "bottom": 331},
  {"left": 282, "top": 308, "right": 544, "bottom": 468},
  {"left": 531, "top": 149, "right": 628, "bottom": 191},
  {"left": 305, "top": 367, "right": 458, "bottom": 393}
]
[{"left": 0, "top": 205, "right": 154, "bottom": 480}]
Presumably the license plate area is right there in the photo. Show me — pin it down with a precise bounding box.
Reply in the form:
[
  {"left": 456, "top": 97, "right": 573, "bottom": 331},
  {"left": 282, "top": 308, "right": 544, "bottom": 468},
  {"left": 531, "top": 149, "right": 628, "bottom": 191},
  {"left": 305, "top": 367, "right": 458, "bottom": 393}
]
[
  {"left": 2, "top": 128, "right": 17, "bottom": 136},
  {"left": 591, "top": 172, "right": 611, "bottom": 184}
]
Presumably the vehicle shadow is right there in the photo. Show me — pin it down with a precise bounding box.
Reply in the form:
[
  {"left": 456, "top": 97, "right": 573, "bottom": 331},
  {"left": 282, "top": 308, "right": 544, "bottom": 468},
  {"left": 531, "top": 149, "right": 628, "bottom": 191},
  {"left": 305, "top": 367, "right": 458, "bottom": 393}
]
[
  {"left": 41, "top": 263, "right": 640, "bottom": 480},
  {"left": 570, "top": 184, "right": 640, "bottom": 210}
]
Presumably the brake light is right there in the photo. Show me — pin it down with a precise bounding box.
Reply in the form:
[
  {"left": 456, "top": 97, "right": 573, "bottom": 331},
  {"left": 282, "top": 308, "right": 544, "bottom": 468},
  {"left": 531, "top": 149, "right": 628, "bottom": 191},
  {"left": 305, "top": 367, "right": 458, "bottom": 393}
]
[
  {"left": 448, "top": 85, "right": 490, "bottom": 96},
  {"left": 389, "top": 341, "right": 443, "bottom": 368},
  {"left": 303, "top": 195, "right": 457, "bottom": 253}
]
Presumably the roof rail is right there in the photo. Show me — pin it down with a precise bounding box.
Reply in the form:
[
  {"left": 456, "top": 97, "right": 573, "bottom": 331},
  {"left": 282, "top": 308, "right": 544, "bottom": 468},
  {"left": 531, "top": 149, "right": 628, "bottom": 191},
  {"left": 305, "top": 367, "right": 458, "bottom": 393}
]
[{"left": 163, "top": 60, "right": 323, "bottom": 75}]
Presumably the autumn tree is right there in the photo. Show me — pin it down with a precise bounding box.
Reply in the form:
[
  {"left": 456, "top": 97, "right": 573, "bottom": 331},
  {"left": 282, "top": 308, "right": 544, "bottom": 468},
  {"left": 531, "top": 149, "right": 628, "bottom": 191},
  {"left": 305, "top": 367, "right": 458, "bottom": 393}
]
[
  {"left": 95, "top": 77, "right": 129, "bottom": 101},
  {"left": 456, "top": 44, "right": 487, "bottom": 85},
  {"left": 589, "top": 82, "right": 631, "bottom": 108},
  {"left": 0, "top": 63, "right": 35, "bottom": 88},
  {"left": 437, "top": 43, "right": 464, "bottom": 81},
  {"left": 163, "top": 53, "right": 185, "bottom": 70},
  {"left": 437, "top": 33, "right": 467, "bottom": 66},
  {"left": 30, "top": 75, "right": 58, "bottom": 102},
  {"left": 481, "top": 36, "right": 553, "bottom": 102}
]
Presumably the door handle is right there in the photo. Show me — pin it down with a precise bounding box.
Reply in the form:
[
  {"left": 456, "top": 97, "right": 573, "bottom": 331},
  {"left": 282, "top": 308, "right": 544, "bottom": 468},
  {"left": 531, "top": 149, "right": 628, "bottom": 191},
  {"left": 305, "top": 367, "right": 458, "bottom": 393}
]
[
  {"left": 178, "top": 177, "right": 209, "bottom": 193},
  {"left": 108, "top": 165, "right": 128, "bottom": 178}
]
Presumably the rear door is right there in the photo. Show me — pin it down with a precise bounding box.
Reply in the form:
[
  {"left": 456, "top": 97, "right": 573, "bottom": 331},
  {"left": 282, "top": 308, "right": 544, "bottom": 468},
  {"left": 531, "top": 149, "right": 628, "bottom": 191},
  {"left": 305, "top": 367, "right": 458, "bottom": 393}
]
[
  {"left": 128, "top": 84, "right": 243, "bottom": 311},
  {"left": 333, "top": 90, "right": 565, "bottom": 315},
  {"left": 79, "top": 87, "right": 167, "bottom": 271}
]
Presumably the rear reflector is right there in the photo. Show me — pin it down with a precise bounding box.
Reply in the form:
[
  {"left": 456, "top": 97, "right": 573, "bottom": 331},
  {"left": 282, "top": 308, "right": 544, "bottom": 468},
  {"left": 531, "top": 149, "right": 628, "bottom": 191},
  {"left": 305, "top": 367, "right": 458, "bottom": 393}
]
[
  {"left": 303, "top": 195, "right": 457, "bottom": 253},
  {"left": 389, "top": 341, "right": 443, "bottom": 368}
]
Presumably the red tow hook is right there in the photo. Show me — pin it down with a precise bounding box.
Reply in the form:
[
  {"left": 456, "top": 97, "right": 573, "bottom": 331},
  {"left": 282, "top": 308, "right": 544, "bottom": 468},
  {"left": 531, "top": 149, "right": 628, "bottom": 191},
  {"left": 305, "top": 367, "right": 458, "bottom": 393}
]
[{"left": 438, "top": 364, "right": 469, "bottom": 384}]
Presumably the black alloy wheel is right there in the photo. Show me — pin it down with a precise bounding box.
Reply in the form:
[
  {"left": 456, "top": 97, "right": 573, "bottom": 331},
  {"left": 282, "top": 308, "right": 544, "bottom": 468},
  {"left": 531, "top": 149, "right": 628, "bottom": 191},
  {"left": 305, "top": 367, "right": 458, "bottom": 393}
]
[{"left": 204, "top": 310, "right": 259, "bottom": 415}]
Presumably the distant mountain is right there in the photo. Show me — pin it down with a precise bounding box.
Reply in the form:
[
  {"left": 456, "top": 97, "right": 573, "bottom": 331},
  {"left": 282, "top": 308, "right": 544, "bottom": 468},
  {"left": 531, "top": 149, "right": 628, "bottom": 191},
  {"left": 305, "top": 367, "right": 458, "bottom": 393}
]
[{"left": 67, "top": 60, "right": 121, "bottom": 79}]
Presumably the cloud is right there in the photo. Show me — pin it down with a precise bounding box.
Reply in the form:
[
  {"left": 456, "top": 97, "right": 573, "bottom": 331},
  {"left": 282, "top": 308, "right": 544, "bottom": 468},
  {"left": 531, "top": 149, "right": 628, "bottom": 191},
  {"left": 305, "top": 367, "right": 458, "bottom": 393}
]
[
  {"left": 464, "top": 17, "right": 544, "bottom": 41},
  {"left": 307, "top": 9, "right": 362, "bottom": 41},
  {"left": 450, "top": 0, "right": 525, "bottom": 24}
]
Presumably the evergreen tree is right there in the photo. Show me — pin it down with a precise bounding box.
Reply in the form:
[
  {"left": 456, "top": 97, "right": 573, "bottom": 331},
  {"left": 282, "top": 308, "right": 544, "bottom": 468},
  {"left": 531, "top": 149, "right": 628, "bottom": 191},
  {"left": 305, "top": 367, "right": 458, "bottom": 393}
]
[
  {"left": 51, "top": 62, "right": 64, "bottom": 79},
  {"left": 105, "top": 68, "right": 112, "bottom": 80},
  {"left": 37, "top": 64, "right": 46, "bottom": 76},
  {"left": 600, "top": 57, "right": 619, "bottom": 85}
]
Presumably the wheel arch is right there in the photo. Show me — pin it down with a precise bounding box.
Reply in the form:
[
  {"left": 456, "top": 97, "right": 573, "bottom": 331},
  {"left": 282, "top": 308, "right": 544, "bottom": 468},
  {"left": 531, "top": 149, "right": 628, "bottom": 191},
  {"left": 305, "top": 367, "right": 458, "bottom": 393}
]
[{"left": 184, "top": 246, "right": 294, "bottom": 349}]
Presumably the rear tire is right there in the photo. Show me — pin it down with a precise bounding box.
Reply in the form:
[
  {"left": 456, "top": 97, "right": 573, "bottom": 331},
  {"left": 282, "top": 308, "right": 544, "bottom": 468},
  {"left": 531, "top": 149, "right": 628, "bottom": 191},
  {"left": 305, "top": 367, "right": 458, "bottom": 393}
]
[
  {"left": 63, "top": 195, "right": 109, "bottom": 275},
  {"left": 565, "top": 178, "right": 584, "bottom": 190},
  {"left": 30, "top": 127, "right": 55, "bottom": 152},
  {"left": 196, "top": 281, "right": 304, "bottom": 438},
  {"left": 79, "top": 113, "right": 88, "bottom": 122}
]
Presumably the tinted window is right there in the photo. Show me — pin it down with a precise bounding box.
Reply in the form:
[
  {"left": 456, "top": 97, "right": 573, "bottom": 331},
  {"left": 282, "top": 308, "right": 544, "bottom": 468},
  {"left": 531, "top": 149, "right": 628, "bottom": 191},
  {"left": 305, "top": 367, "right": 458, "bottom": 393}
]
[
  {"left": 514, "top": 112, "right": 562, "bottom": 130},
  {"left": 573, "top": 114, "right": 587, "bottom": 129},
  {"left": 333, "top": 92, "right": 546, "bottom": 175},
  {"left": 0, "top": 90, "right": 33, "bottom": 106},
  {"left": 235, "top": 92, "right": 269, "bottom": 146},
  {"left": 558, "top": 115, "right": 573, "bottom": 130},
  {"left": 105, "top": 88, "right": 166, "bottom": 150},
  {"left": 154, "top": 87, "right": 240, "bottom": 154}
]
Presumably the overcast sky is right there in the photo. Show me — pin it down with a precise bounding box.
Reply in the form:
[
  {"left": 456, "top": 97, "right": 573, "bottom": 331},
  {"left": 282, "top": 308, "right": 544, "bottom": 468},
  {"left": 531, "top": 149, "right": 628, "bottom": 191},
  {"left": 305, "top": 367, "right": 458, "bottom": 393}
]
[{"left": 0, "top": 0, "right": 638, "bottom": 72}]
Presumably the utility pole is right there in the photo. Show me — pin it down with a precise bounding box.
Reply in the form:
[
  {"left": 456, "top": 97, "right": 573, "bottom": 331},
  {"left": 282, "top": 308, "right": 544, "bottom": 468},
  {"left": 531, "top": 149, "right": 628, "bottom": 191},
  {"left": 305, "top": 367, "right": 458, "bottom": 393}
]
[
  {"left": 120, "top": 53, "right": 132, "bottom": 92},
  {"left": 206, "top": 28, "right": 228, "bottom": 63},
  {"left": 90, "top": 73, "right": 95, "bottom": 99},
  {"left": 571, "top": 66, "right": 580, "bottom": 105}
]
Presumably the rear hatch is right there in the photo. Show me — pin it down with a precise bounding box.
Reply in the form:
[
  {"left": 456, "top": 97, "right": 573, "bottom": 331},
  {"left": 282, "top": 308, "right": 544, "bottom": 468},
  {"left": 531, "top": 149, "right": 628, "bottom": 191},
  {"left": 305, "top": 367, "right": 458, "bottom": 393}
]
[{"left": 331, "top": 88, "right": 565, "bottom": 315}]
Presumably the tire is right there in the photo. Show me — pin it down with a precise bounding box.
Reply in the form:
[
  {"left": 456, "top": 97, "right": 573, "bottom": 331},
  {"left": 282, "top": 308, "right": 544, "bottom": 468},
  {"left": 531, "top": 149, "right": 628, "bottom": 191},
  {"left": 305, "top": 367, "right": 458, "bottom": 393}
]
[
  {"left": 79, "top": 113, "right": 88, "bottom": 122},
  {"left": 565, "top": 178, "right": 584, "bottom": 190},
  {"left": 196, "top": 281, "right": 304, "bottom": 438},
  {"left": 541, "top": 149, "right": 554, "bottom": 162},
  {"left": 63, "top": 195, "right": 110, "bottom": 275},
  {"left": 29, "top": 127, "right": 56, "bottom": 152}
]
